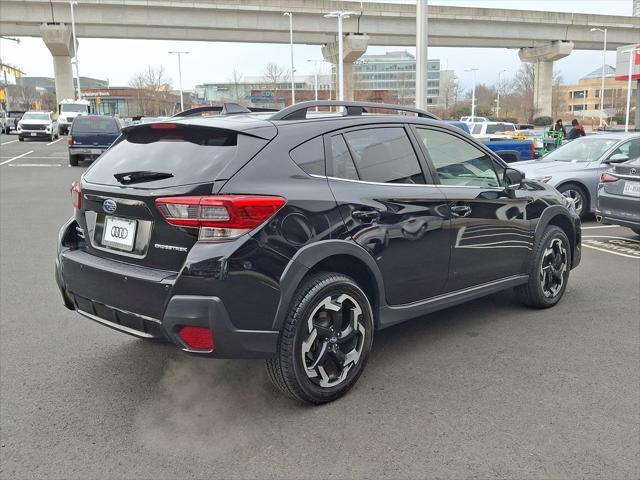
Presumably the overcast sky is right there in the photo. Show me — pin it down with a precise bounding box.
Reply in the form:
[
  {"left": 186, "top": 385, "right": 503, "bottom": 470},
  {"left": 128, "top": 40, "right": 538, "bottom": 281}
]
[{"left": 0, "top": 0, "right": 634, "bottom": 92}]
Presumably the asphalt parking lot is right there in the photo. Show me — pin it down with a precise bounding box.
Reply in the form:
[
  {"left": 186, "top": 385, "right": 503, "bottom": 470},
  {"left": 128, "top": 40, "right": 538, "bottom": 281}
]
[{"left": 1, "top": 131, "right": 638, "bottom": 479}]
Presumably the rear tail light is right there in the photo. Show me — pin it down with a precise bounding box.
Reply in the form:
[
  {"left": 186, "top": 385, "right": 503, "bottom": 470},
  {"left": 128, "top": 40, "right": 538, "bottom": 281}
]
[
  {"left": 70, "top": 181, "right": 82, "bottom": 209},
  {"left": 600, "top": 172, "right": 618, "bottom": 183},
  {"left": 67, "top": 135, "right": 73, "bottom": 145},
  {"left": 178, "top": 326, "right": 214, "bottom": 350},
  {"left": 530, "top": 142, "right": 534, "bottom": 159},
  {"left": 156, "top": 195, "right": 286, "bottom": 241}
]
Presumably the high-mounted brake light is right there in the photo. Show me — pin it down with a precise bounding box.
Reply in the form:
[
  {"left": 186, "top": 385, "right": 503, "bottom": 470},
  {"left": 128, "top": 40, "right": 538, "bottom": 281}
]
[
  {"left": 70, "top": 181, "right": 82, "bottom": 209},
  {"left": 155, "top": 195, "right": 286, "bottom": 241},
  {"left": 150, "top": 123, "right": 178, "bottom": 130},
  {"left": 600, "top": 172, "right": 618, "bottom": 183}
]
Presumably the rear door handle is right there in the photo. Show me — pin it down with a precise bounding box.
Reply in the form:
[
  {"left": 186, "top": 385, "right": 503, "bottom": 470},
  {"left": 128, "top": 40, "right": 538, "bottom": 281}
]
[
  {"left": 352, "top": 210, "right": 380, "bottom": 223},
  {"left": 451, "top": 205, "right": 471, "bottom": 217}
]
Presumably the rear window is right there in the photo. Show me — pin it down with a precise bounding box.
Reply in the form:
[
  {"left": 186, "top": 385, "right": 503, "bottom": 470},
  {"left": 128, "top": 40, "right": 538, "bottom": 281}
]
[
  {"left": 72, "top": 116, "right": 119, "bottom": 134},
  {"left": 486, "top": 124, "right": 514, "bottom": 134},
  {"left": 83, "top": 124, "right": 265, "bottom": 188}
]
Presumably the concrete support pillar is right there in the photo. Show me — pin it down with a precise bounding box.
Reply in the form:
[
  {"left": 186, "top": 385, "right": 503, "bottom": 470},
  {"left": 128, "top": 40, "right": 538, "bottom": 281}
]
[
  {"left": 519, "top": 41, "right": 573, "bottom": 118},
  {"left": 40, "top": 23, "right": 76, "bottom": 106},
  {"left": 322, "top": 34, "right": 368, "bottom": 101}
]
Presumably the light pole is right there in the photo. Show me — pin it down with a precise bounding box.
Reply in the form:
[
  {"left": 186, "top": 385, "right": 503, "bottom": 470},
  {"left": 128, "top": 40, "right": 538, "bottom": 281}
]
[
  {"left": 283, "top": 12, "right": 295, "bottom": 104},
  {"left": 465, "top": 67, "right": 479, "bottom": 118},
  {"left": 69, "top": 1, "right": 81, "bottom": 98},
  {"left": 168, "top": 50, "right": 189, "bottom": 112},
  {"left": 324, "top": 11, "right": 353, "bottom": 102},
  {"left": 307, "top": 59, "right": 324, "bottom": 109},
  {"left": 495, "top": 69, "right": 506, "bottom": 119},
  {"left": 590, "top": 27, "right": 608, "bottom": 127},
  {"left": 622, "top": 45, "right": 640, "bottom": 133}
]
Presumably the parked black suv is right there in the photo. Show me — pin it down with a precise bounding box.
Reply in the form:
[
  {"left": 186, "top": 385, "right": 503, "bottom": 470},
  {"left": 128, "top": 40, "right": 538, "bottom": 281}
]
[{"left": 56, "top": 101, "right": 581, "bottom": 404}]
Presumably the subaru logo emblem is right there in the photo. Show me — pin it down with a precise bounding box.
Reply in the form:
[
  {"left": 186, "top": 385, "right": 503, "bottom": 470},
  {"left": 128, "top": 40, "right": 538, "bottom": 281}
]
[{"left": 103, "top": 199, "right": 117, "bottom": 214}]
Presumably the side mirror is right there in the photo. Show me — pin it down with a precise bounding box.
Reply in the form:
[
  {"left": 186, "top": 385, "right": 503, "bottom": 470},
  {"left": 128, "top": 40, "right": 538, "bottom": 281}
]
[
  {"left": 605, "top": 153, "right": 629, "bottom": 164},
  {"left": 504, "top": 168, "right": 525, "bottom": 189}
]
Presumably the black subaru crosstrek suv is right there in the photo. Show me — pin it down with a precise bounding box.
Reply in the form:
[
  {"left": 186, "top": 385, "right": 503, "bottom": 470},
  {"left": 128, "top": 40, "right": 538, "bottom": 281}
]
[{"left": 56, "top": 101, "right": 581, "bottom": 404}]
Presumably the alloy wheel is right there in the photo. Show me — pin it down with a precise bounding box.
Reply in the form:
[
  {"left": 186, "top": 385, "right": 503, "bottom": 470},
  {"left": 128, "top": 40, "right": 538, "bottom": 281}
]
[
  {"left": 539, "top": 238, "right": 568, "bottom": 298},
  {"left": 561, "top": 189, "right": 584, "bottom": 216},
  {"left": 301, "top": 294, "right": 367, "bottom": 388}
]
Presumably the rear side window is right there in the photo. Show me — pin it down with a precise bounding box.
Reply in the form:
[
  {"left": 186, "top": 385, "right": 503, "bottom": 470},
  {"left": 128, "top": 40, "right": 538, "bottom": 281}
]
[
  {"left": 83, "top": 125, "right": 257, "bottom": 187},
  {"left": 290, "top": 136, "right": 325, "bottom": 176},
  {"left": 72, "top": 116, "right": 119, "bottom": 134},
  {"left": 342, "top": 127, "right": 425, "bottom": 184}
]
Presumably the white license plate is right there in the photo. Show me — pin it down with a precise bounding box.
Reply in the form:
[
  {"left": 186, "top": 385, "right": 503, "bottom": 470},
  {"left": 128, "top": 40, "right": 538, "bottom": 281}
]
[
  {"left": 30, "top": 132, "right": 37, "bottom": 136},
  {"left": 623, "top": 182, "right": 640, "bottom": 197},
  {"left": 90, "top": 149, "right": 102, "bottom": 155},
  {"left": 102, "top": 216, "right": 137, "bottom": 251}
]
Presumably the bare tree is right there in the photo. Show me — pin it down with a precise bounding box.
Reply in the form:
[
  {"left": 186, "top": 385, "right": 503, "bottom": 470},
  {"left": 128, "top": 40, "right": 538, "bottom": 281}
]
[
  {"left": 439, "top": 72, "right": 460, "bottom": 118},
  {"left": 8, "top": 85, "right": 38, "bottom": 110},
  {"left": 129, "top": 65, "right": 173, "bottom": 116},
  {"left": 263, "top": 63, "right": 286, "bottom": 91},
  {"left": 229, "top": 68, "right": 244, "bottom": 101}
]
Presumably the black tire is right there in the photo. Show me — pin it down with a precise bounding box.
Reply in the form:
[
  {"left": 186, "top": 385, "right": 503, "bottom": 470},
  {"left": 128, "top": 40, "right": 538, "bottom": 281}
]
[
  {"left": 69, "top": 154, "right": 79, "bottom": 167},
  {"left": 515, "top": 225, "right": 571, "bottom": 308},
  {"left": 557, "top": 183, "right": 589, "bottom": 219},
  {"left": 266, "top": 272, "right": 374, "bottom": 404},
  {"left": 18, "top": 136, "right": 24, "bottom": 142}
]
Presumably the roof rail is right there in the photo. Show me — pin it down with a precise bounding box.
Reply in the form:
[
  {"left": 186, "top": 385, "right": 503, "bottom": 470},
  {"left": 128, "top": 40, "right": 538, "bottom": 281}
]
[
  {"left": 269, "top": 100, "right": 440, "bottom": 121},
  {"left": 172, "top": 103, "right": 278, "bottom": 118}
]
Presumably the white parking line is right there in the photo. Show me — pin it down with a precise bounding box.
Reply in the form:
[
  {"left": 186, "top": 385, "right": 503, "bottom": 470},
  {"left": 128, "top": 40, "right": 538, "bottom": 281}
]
[
  {"left": 8, "top": 164, "right": 62, "bottom": 167},
  {"left": 583, "top": 236, "right": 640, "bottom": 243},
  {"left": 582, "top": 225, "right": 621, "bottom": 229},
  {"left": 1, "top": 139, "right": 18, "bottom": 145},
  {"left": 582, "top": 244, "right": 640, "bottom": 259},
  {"left": 0, "top": 150, "right": 34, "bottom": 166},
  {"left": 46, "top": 137, "right": 63, "bottom": 146}
]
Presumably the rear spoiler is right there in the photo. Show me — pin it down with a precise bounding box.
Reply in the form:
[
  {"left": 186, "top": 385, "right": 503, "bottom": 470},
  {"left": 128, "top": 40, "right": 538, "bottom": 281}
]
[{"left": 172, "top": 103, "right": 278, "bottom": 118}]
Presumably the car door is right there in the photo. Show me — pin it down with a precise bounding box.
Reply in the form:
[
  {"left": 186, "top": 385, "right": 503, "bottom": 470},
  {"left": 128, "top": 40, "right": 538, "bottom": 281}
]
[
  {"left": 412, "top": 126, "right": 534, "bottom": 291},
  {"left": 325, "top": 125, "right": 451, "bottom": 305}
]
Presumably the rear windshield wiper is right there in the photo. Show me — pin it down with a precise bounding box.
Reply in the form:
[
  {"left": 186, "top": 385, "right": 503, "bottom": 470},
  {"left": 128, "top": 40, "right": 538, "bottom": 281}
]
[{"left": 113, "top": 170, "right": 174, "bottom": 185}]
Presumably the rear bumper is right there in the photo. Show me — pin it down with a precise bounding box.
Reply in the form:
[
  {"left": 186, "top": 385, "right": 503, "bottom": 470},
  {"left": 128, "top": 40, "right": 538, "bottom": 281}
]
[
  {"left": 596, "top": 190, "right": 640, "bottom": 230},
  {"left": 69, "top": 146, "right": 108, "bottom": 156},
  {"left": 56, "top": 247, "right": 279, "bottom": 358}
]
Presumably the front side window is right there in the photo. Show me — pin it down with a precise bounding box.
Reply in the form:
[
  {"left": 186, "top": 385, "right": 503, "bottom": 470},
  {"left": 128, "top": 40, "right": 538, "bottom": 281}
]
[
  {"left": 416, "top": 128, "right": 501, "bottom": 188},
  {"left": 342, "top": 127, "right": 425, "bottom": 184}
]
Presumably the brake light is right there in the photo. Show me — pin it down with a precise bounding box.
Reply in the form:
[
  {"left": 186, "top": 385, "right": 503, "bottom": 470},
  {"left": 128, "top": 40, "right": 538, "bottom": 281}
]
[
  {"left": 70, "top": 181, "right": 82, "bottom": 209},
  {"left": 156, "top": 195, "right": 286, "bottom": 241},
  {"left": 67, "top": 135, "right": 73, "bottom": 145},
  {"left": 530, "top": 142, "right": 534, "bottom": 159},
  {"left": 178, "top": 326, "right": 214, "bottom": 350},
  {"left": 600, "top": 172, "right": 618, "bottom": 183},
  {"left": 151, "top": 123, "right": 177, "bottom": 130}
]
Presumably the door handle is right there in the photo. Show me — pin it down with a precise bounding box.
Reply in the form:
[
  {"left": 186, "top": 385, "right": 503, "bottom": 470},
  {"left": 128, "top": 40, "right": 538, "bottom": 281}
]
[
  {"left": 451, "top": 205, "right": 471, "bottom": 217},
  {"left": 352, "top": 210, "right": 380, "bottom": 223}
]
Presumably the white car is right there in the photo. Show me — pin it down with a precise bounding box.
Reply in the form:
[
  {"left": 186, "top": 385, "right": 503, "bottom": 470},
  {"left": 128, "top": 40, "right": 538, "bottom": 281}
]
[
  {"left": 460, "top": 116, "right": 488, "bottom": 123},
  {"left": 17, "top": 111, "right": 59, "bottom": 142}
]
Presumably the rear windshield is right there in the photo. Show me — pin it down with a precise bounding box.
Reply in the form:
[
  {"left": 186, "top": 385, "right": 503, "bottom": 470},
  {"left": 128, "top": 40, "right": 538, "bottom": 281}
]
[
  {"left": 73, "top": 116, "right": 119, "bottom": 134},
  {"left": 486, "top": 124, "right": 515, "bottom": 134},
  {"left": 83, "top": 125, "right": 257, "bottom": 187}
]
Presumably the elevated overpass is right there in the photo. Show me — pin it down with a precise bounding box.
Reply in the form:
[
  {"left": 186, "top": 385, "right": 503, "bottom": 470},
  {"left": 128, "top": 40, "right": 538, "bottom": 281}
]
[{"left": 2, "top": 0, "right": 639, "bottom": 114}]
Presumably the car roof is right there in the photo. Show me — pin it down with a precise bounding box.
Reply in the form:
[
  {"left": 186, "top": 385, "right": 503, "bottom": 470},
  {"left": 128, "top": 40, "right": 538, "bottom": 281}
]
[{"left": 582, "top": 132, "right": 640, "bottom": 141}]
